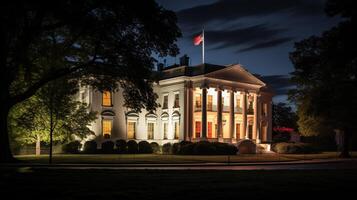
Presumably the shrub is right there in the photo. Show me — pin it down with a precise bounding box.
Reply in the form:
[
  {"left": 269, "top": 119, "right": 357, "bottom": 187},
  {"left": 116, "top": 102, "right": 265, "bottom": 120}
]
[
  {"left": 172, "top": 143, "right": 180, "bottom": 154},
  {"left": 178, "top": 143, "right": 195, "bottom": 155},
  {"left": 162, "top": 143, "right": 172, "bottom": 154},
  {"left": 127, "top": 140, "right": 138, "bottom": 154},
  {"left": 150, "top": 142, "right": 160, "bottom": 153},
  {"left": 62, "top": 141, "right": 81, "bottom": 154},
  {"left": 273, "top": 142, "right": 319, "bottom": 154},
  {"left": 138, "top": 141, "right": 153, "bottom": 154},
  {"left": 101, "top": 141, "right": 115, "bottom": 154},
  {"left": 177, "top": 141, "right": 194, "bottom": 155},
  {"left": 193, "top": 141, "right": 216, "bottom": 155},
  {"left": 213, "top": 142, "right": 238, "bottom": 155},
  {"left": 83, "top": 140, "right": 97, "bottom": 154},
  {"left": 115, "top": 139, "right": 127, "bottom": 153},
  {"left": 237, "top": 140, "right": 256, "bottom": 154}
]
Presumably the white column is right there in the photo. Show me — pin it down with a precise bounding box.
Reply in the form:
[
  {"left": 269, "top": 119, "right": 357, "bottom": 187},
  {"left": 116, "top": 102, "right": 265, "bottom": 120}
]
[
  {"left": 256, "top": 94, "right": 261, "bottom": 143},
  {"left": 217, "top": 88, "right": 223, "bottom": 140},
  {"left": 229, "top": 90, "right": 235, "bottom": 141},
  {"left": 253, "top": 93, "right": 258, "bottom": 140},
  {"left": 242, "top": 91, "right": 247, "bottom": 139},
  {"left": 201, "top": 86, "right": 207, "bottom": 139}
]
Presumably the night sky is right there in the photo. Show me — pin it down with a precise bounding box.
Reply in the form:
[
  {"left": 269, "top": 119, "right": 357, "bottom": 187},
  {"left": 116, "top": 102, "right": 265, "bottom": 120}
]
[{"left": 156, "top": 0, "right": 341, "bottom": 103}]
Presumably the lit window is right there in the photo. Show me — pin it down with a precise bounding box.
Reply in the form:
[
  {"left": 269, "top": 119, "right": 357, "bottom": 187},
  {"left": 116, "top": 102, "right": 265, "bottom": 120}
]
[
  {"left": 195, "top": 121, "right": 201, "bottom": 138},
  {"left": 207, "top": 95, "right": 213, "bottom": 111},
  {"left": 127, "top": 122, "right": 136, "bottom": 139},
  {"left": 236, "top": 98, "right": 241, "bottom": 109},
  {"left": 102, "top": 119, "right": 112, "bottom": 139},
  {"left": 207, "top": 122, "right": 212, "bottom": 138},
  {"left": 147, "top": 123, "right": 154, "bottom": 139},
  {"left": 102, "top": 91, "right": 112, "bottom": 106},
  {"left": 174, "top": 93, "right": 180, "bottom": 108},
  {"left": 163, "top": 95, "right": 168, "bottom": 109},
  {"left": 163, "top": 122, "right": 168, "bottom": 139},
  {"left": 174, "top": 122, "right": 179, "bottom": 139},
  {"left": 195, "top": 94, "right": 201, "bottom": 108},
  {"left": 236, "top": 123, "right": 240, "bottom": 139}
]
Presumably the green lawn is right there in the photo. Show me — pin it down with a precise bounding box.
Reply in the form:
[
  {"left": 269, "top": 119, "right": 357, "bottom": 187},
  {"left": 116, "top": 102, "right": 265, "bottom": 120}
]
[
  {"left": 0, "top": 168, "right": 356, "bottom": 199},
  {"left": 15, "top": 152, "right": 357, "bottom": 164}
]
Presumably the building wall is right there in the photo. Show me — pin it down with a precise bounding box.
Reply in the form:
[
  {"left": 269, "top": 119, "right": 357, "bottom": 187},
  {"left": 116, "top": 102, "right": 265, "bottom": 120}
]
[{"left": 81, "top": 76, "right": 273, "bottom": 146}]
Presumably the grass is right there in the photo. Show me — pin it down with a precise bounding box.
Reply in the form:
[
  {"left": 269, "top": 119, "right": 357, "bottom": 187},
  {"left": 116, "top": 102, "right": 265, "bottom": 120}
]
[
  {"left": 15, "top": 152, "right": 357, "bottom": 164},
  {"left": 0, "top": 168, "right": 356, "bottom": 199}
]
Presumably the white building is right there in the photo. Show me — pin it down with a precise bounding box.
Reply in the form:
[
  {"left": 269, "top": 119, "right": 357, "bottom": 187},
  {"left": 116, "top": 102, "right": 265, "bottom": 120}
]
[{"left": 79, "top": 61, "right": 274, "bottom": 149}]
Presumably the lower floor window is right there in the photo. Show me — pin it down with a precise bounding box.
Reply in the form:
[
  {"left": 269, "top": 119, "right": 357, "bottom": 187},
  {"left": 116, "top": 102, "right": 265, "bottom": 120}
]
[
  {"left": 236, "top": 123, "right": 240, "bottom": 139},
  {"left": 147, "top": 122, "right": 154, "bottom": 139},
  {"left": 195, "top": 121, "right": 201, "bottom": 138},
  {"left": 102, "top": 119, "right": 112, "bottom": 139},
  {"left": 127, "top": 122, "right": 136, "bottom": 139},
  {"left": 207, "top": 122, "right": 213, "bottom": 138},
  {"left": 174, "top": 121, "right": 179, "bottom": 139},
  {"left": 163, "top": 122, "right": 168, "bottom": 139}
]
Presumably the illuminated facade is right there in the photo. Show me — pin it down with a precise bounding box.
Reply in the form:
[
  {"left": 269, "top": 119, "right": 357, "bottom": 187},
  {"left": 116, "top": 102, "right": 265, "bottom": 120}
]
[{"left": 78, "top": 63, "right": 274, "bottom": 148}]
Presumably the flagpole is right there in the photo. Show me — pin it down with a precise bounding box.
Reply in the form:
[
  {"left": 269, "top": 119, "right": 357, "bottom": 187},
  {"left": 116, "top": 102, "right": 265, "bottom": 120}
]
[{"left": 202, "top": 27, "right": 205, "bottom": 64}]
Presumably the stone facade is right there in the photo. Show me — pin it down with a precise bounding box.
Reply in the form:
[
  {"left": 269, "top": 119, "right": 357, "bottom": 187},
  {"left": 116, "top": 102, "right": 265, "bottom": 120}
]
[{"left": 78, "top": 63, "right": 274, "bottom": 147}]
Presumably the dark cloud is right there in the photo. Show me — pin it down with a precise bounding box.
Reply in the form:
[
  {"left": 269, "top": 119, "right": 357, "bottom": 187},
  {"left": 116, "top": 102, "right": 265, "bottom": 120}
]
[
  {"left": 260, "top": 75, "right": 295, "bottom": 96},
  {"left": 177, "top": 0, "right": 325, "bottom": 28},
  {"left": 189, "top": 24, "right": 292, "bottom": 52},
  {"left": 237, "top": 37, "right": 294, "bottom": 52}
]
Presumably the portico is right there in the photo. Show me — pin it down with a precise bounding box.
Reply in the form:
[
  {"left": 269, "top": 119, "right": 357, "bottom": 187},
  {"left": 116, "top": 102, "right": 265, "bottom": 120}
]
[{"left": 186, "top": 65, "right": 273, "bottom": 144}]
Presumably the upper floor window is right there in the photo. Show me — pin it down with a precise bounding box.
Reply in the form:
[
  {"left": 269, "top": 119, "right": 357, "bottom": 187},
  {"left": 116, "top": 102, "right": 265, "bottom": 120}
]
[
  {"left": 195, "top": 94, "right": 201, "bottom": 108},
  {"left": 102, "top": 91, "right": 112, "bottom": 107},
  {"left": 207, "top": 95, "right": 213, "bottom": 111},
  {"left": 174, "top": 93, "right": 180, "bottom": 108},
  {"left": 248, "top": 100, "right": 254, "bottom": 114},
  {"left": 236, "top": 98, "right": 241, "bottom": 109},
  {"left": 163, "top": 95, "right": 168, "bottom": 109},
  {"left": 102, "top": 119, "right": 112, "bottom": 139}
]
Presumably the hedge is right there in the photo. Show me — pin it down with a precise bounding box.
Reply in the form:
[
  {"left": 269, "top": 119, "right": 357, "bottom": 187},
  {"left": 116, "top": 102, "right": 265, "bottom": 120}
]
[
  {"left": 101, "top": 141, "right": 115, "bottom": 154},
  {"left": 115, "top": 139, "right": 127, "bottom": 153},
  {"left": 150, "top": 142, "right": 160, "bottom": 153},
  {"left": 62, "top": 141, "right": 81, "bottom": 154},
  {"left": 127, "top": 140, "right": 138, "bottom": 154},
  {"left": 273, "top": 142, "right": 320, "bottom": 154},
  {"left": 83, "top": 140, "right": 97, "bottom": 154},
  {"left": 138, "top": 141, "right": 153, "bottom": 154}
]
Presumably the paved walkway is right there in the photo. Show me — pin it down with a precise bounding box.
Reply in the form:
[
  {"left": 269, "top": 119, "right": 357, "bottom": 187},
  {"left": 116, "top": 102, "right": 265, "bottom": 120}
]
[{"left": 2, "top": 158, "right": 357, "bottom": 170}]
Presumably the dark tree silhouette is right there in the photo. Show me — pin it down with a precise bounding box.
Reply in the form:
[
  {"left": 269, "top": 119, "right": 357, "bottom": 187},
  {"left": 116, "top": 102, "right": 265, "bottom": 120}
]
[
  {"left": 272, "top": 102, "right": 298, "bottom": 130},
  {"left": 0, "top": 1, "right": 181, "bottom": 162},
  {"left": 290, "top": 0, "right": 356, "bottom": 157}
]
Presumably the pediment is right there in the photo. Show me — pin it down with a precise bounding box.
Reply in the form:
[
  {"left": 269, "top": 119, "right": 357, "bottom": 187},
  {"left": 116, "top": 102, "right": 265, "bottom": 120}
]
[{"left": 205, "top": 64, "right": 265, "bottom": 86}]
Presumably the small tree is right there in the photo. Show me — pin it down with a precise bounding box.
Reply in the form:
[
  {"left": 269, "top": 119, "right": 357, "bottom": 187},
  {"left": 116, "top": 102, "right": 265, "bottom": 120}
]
[{"left": 10, "top": 78, "right": 97, "bottom": 162}]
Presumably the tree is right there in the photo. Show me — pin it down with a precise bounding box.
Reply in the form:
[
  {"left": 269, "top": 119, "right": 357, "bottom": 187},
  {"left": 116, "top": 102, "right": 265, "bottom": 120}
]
[
  {"left": 272, "top": 102, "right": 298, "bottom": 142},
  {"left": 272, "top": 102, "right": 298, "bottom": 130},
  {"left": 289, "top": 0, "right": 357, "bottom": 157},
  {"left": 0, "top": 1, "right": 181, "bottom": 162},
  {"left": 9, "top": 78, "right": 97, "bottom": 162}
]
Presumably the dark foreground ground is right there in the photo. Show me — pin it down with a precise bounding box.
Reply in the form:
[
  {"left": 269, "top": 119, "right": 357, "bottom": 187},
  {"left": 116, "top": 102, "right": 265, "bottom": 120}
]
[{"left": 1, "top": 168, "right": 356, "bottom": 199}]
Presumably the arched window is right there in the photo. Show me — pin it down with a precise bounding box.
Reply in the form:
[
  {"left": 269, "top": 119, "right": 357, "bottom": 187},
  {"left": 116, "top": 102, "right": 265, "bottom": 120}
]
[{"left": 126, "top": 111, "right": 139, "bottom": 139}]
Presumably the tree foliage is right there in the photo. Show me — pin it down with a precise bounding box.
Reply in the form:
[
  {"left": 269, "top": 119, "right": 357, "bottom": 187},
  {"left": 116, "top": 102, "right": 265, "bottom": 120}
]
[
  {"left": 9, "top": 78, "right": 97, "bottom": 148},
  {"left": 289, "top": 0, "right": 357, "bottom": 157},
  {"left": 272, "top": 102, "right": 298, "bottom": 130},
  {"left": 0, "top": 0, "right": 181, "bottom": 161}
]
